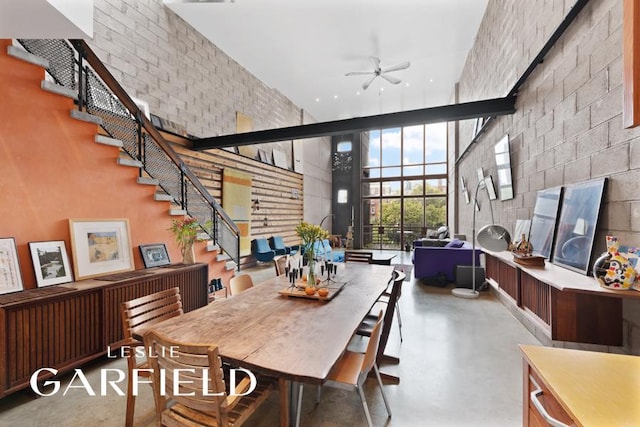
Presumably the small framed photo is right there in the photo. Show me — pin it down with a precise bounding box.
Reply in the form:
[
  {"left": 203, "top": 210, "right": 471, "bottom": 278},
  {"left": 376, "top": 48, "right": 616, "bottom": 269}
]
[
  {"left": 29, "top": 240, "right": 73, "bottom": 287},
  {"left": 69, "top": 219, "right": 134, "bottom": 280},
  {"left": 139, "top": 243, "right": 171, "bottom": 268},
  {"left": 0, "top": 237, "right": 24, "bottom": 295},
  {"left": 485, "top": 175, "right": 498, "bottom": 200}
]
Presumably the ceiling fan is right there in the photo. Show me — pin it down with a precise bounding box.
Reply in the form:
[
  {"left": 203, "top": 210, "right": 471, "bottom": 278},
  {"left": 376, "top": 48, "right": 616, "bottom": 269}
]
[{"left": 345, "top": 56, "right": 411, "bottom": 90}]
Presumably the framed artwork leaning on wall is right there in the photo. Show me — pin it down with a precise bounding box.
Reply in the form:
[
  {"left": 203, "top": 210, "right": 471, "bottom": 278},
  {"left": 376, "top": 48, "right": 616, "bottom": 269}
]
[
  {"left": 0, "top": 237, "right": 24, "bottom": 295},
  {"left": 69, "top": 219, "right": 134, "bottom": 280},
  {"left": 29, "top": 240, "right": 73, "bottom": 287}
]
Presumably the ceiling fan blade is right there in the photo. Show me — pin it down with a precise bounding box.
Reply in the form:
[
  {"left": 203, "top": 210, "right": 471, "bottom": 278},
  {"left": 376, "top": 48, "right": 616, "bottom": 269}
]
[
  {"left": 381, "top": 73, "right": 401, "bottom": 85},
  {"left": 345, "top": 71, "right": 374, "bottom": 76},
  {"left": 362, "top": 75, "right": 377, "bottom": 90},
  {"left": 381, "top": 61, "right": 411, "bottom": 73},
  {"left": 369, "top": 56, "right": 381, "bottom": 70}
]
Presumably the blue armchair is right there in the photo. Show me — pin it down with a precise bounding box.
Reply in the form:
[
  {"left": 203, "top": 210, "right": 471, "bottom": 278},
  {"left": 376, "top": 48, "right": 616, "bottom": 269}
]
[
  {"left": 252, "top": 238, "right": 276, "bottom": 263},
  {"left": 269, "top": 236, "right": 298, "bottom": 256}
]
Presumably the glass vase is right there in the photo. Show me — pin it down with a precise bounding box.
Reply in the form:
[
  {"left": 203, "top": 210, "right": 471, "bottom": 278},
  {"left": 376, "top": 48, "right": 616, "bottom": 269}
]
[{"left": 306, "top": 248, "right": 317, "bottom": 286}]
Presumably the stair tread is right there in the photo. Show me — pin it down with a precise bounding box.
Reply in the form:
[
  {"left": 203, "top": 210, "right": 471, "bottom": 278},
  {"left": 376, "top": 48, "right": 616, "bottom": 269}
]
[
  {"left": 41, "top": 81, "right": 77, "bottom": 99},
  {"left": 117, "top": 157, "right": 143, "bottom": 168},
  {"left": 7, "top": 46, "right": 49, "bottom": 68},
  {"left": 70, "top": 110, "right": 103, "bottom": 125},
  {"left": 95, "top": 134, "right": 124, "bottom": 147},
  {"left": 137, "top": 177, "right": 159, "bottom": 186}
]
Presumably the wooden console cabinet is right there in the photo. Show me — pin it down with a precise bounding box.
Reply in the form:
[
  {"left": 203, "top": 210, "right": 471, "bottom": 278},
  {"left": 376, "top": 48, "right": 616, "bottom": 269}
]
[
  {"left": 521, "top": 344, "right": 640, "bottom": 426},
  {"left": 0, "top": 263, "right": 208, "bottom": 398},
  {"left": 484, "top": 251, "right": 640, "bottom": 346}
]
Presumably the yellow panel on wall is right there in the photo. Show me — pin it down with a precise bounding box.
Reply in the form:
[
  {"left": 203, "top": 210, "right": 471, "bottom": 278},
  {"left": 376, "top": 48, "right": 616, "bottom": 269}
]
[{"left": 222, "top": 168, "right": 252, "bottom": 256}]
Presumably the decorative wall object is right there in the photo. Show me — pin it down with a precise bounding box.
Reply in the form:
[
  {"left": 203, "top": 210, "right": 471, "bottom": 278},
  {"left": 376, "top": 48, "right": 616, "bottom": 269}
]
[
  {"left": 529, "top": 187, "right": 562, "bottom": 259},
  {"left": 69, "top": 219, "right": 134, "bottom": 280},
  {"left": 551, "top": 178, "right": 607, "bottom": 274},
  {"left": 0, "top": 237, "right": 23, "bottom": 294},
  {"left": 139, "top": 243, "right": 171, "bottom": 268},
  {"left": 272, "top": 149, "right": 288, "bottom": 169},
  {"left": 485, "top": 175, "right": 498, "bottom": 200},
  {"left": 29, "top": 240, "right": 73, "bottom": 287},
  {"left": 222, "top": 169, "right": 252, "bottom": 256},
  {"left": 494, "top": 134, "right": 514, "bottom": 201}
]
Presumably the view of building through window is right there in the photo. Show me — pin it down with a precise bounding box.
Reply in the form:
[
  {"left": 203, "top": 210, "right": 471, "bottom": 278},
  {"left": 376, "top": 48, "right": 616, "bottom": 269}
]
[{"left": 362, "top": 123, "right": 447, "bottom": 250}]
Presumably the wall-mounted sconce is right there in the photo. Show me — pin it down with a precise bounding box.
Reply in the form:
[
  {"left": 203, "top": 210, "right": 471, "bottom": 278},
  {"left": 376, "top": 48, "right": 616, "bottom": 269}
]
[
  {"left": 263, "top": 217, "right": 268, "bottom": 227},
  {"left": 252, "top": 198, "right": 260, "bottom": 211}
]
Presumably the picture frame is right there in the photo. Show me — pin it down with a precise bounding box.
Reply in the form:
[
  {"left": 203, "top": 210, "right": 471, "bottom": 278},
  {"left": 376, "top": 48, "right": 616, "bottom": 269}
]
[
  {"left": 29, "top": 240, "right": 73, "bottom": 287},
  {"left": 139, "top": 243, "right": 171, "bottom": 268},
  {"left": 0, "top": 237, "right": 24, "bottom": 295},
  {"left": 551, "top": 178, "right": 607, "bottom": 274},
  {"left": 529, "top": 186, "right": 563, "bottom": 259},
  {"left": 258, "top": 149, "right": 270, "bottom": 164},
  {"left": 69, "top": 219, "right": 134, "bottom": 280}
]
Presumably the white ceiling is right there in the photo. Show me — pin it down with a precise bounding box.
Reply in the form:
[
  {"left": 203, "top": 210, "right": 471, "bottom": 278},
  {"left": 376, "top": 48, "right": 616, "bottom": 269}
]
[
  {"left": 165, "top": 0, "right": 489, "bottom": 123},
  {"left": 0, "top": 0, "right": 93, "bottom": 38}
]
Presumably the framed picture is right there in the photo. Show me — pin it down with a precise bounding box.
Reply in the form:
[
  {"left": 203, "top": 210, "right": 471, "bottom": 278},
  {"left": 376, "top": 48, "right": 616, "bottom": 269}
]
[
  {"left": 258, "top": 149, "right": 269, "bottom": 164},
  {"left": 551, "top": 178, "right": 607, "bottom": 274},
  {"left": 29, "top": 241, "right": 73, "bottom": 287},
  {"left": 139, "top": 243, "right": 171, "bottom": 268},
  {"left": 513, "top": 220, "right": 532, "bottom": 244},
  {"left": 529, "top": 186, "right": 563, "bottom": 259},
  {"left": 69, "top": 219, "right": 134, "bottom": 280},
  {"left": 0, "top": 237, "right": 24, "bottom": 295}
]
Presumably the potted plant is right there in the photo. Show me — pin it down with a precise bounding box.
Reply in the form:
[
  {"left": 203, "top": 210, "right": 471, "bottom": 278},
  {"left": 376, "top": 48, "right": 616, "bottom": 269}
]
[{"left": 295, "top": 221, "right": 329, "bottom": 286}]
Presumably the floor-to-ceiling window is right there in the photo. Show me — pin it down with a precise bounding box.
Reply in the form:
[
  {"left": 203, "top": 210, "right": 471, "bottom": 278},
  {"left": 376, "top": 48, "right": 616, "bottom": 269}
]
[{"left": 362, "top": 123, "right": 447, "bottom": 250}]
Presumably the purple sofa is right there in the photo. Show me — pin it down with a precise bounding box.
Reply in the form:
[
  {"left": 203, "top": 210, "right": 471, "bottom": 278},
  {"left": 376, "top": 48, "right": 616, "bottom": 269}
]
[{"left": 412, "top": 240, "right": 481, "bottom": 282}]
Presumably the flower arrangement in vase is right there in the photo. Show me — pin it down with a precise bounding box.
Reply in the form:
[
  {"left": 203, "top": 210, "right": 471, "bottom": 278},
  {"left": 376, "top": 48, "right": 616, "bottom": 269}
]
[
  {"left": 169, "top": 217, "right": 201, "bottom": 264},
  {"left": 295, "top": 221, "right": 329, "bottom": 287}
]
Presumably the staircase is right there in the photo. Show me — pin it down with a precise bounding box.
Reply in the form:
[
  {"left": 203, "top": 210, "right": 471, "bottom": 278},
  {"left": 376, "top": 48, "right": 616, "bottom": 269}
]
[{"left": 7, "top": 40, "right": 239, "bottom": 286}]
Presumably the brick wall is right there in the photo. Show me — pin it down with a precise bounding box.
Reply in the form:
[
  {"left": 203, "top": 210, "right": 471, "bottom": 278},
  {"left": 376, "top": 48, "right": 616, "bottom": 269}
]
[{"left": 456, "top": 0, "right": 640, "bottom": 354}]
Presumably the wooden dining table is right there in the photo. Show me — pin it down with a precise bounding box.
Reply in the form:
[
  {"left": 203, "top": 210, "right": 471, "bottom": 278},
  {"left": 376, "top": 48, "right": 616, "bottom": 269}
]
[{"left": 142, "top": 262, "right": 394, "bottom": 427}]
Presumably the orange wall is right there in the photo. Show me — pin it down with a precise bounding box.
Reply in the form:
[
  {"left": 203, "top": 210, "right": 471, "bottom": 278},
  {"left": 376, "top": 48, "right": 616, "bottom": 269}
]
[{"left": 0, "top": 40, "right": 223, "bottom": 289}]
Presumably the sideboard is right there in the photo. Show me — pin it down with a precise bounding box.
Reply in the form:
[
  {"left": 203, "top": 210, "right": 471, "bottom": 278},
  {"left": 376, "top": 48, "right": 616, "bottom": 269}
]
[
  {"left": 484, "top": 250, "right": 640, "bottom": 346},
  {"left": 0, "top": 263, "right": 208, "bottom": 398}
]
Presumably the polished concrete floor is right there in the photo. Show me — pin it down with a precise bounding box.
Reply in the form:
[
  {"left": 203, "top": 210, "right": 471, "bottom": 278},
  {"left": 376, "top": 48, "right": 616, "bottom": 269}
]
[{"left": 0, "top": 250, "right": 540, "bottom": 426}]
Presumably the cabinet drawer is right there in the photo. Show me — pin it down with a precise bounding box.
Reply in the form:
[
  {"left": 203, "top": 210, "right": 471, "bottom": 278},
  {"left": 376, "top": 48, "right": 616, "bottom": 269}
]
[{"left": 528, "top": 369, "right": 575, "bottom": 426}]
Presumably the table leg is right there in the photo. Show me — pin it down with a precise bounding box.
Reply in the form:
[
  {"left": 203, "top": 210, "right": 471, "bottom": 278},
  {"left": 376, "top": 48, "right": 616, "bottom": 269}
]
[
  {"left": 279, "top": 378, "right": 290, "bottom": 427},
  {"left": 290, "top": 381, "right": 304, "bottom": 427}
]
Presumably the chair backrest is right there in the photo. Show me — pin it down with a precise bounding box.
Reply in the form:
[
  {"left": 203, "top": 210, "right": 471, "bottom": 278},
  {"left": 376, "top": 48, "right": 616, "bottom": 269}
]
[
  {"left": 270, "top": 236, "right": 286, "bottom": 251},
  {"left": 361, "top": 311, "right": 384, "bottom": 377},
  {"left": 121, "top": 287, "right": 183, "bottom": 342},
  {"left": 144, "top": 329, "right": 228, "bottom": 422},
  {"left": 253, "top": 238, "right": 272, "bottom": 254},
  {"left": 229, "top": 274, "right": 254, "bottom": 296},
  {"left": 345, "top": 251, "right": 373, "bottom": 263},
  {"left": 274, "top": 256, "right": 288, "bottom": 276}
]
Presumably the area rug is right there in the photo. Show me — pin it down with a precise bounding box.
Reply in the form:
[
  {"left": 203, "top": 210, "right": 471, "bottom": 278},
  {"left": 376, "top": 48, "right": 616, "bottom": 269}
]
[{"left": 392, "top": 264, "right": 413, "bottom": 281}]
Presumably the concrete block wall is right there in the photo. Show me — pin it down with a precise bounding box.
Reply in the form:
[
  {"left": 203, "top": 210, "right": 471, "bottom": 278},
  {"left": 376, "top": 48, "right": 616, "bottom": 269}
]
[
  {"left": 87, "top": 0, "right": 331, "bottom": 230},
  {"left": 456, "top": 0, "right": 640, "bottom": 355}
]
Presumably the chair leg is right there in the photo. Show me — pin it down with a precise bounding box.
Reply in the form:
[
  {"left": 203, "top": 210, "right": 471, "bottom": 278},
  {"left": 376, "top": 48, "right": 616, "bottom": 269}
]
[
  {"left": 125, "top": 361, "right": 136, "bottom": 427},
  {"left": 373, "top": 364, "right": 392, "bottom": 417},
  {"left": 357, "top": 385, "right": 374, "bottom": 427},
  {"left": 295, "top": 382, "right": 304, "bottom": 427},
  {"left": 395, "top": 302, "right": 403, "bottom": 343}
]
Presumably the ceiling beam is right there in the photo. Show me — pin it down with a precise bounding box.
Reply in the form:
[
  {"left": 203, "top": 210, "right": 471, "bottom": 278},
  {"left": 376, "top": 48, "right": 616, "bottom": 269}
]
[{"left": 192, "top": 96, "right": 517, "bottom": 150}]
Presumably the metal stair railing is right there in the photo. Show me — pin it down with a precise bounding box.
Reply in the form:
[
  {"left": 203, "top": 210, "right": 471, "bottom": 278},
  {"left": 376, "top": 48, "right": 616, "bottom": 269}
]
[{"left": 16, "top": 39, "right": 240, "bottom": 269}]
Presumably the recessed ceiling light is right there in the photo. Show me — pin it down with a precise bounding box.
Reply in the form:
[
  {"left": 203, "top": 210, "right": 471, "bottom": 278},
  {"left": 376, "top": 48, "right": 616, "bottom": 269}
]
[
  {"left": 334, "top": 95, "right": 338, "bottom": 99},
  {"left": 356, "top": 91, "right": 360, "bottom": 96},
  {"left": 316, "top": 98, "right": 320, "bottom": 102},
  {"left": 405, "top": 82, "right": 410, "bottom": 87},
  {"left": 429, "top": 78, "right": 434, "bottom": 83},
  {"left": 380, "top": 87, "right": 384, "bottom": 92}
]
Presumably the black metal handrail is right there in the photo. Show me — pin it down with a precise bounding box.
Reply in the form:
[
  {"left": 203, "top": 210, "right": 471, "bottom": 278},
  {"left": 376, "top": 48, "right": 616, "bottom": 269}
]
[{"left": 17, "top": 39, "right": 240, "bottom": 269}]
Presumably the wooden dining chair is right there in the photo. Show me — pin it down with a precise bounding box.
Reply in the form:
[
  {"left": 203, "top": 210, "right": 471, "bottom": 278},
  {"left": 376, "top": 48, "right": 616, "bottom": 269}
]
[
  {"left": 120, "top": 287, "right": 183, "bottom": 427},
  {"left": 273, "top": 255, "right": 288, "bottom": 276},
  {"left": 144, "top": 329, "right": 274, "bottom": 427},
  {"left": 320, "top": 311, "right": 391, "bottom": 427},
  {"left": 357, "top": 270, "right": 405, "bottom": 343},
  {"left": 229, "top": 274, "right": 254, "bottom": 296}
]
